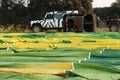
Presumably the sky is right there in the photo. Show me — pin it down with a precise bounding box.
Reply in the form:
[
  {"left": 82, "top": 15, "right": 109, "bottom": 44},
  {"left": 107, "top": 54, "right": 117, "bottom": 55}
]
[{"left": 93, "top": 0, "right": 116, "bottom": 8}]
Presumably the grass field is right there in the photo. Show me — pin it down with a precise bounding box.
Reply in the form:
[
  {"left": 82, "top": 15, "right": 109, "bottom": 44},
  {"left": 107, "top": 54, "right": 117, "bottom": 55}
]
[{"left": 0, "top": 32, "right": 120, "bottom": 80}]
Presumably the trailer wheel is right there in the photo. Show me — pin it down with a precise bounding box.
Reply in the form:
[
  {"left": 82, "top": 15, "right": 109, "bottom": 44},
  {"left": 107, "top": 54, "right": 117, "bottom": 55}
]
[
  {"left": 32, "top": 25, "right": 42, "bottom": 33},
  {"left": 109, "top": 24, "right": 118, "bottom": 32}
]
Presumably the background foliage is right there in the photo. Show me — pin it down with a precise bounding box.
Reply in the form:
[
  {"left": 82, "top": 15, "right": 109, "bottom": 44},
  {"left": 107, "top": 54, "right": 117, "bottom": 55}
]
[
  {"left": 0, "top": 0, "right": 120, "bottom": 27},
  {"left": 94, "top": 0, "right": 120, "bottom": 20}
]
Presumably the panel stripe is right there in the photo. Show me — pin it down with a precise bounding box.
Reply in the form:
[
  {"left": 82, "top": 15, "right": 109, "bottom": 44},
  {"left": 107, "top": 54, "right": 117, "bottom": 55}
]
[{"left": 36, "top": 19, "right": 63, "bottom": 28}]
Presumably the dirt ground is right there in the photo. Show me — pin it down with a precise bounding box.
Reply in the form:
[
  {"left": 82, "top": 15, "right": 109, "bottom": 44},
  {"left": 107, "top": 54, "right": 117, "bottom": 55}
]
[{"left": 0, "top": 21, "right": 111, "bottom": 33}]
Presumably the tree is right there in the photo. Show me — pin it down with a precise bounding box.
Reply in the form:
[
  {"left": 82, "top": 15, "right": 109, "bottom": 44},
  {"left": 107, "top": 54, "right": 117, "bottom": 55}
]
[
  {"left": 111, "top": 0, "right": 120, "bottom": 8},
  {"left": 111, "top": 0, "right": 120, "bottom": 18},
  {"left": 94, "top": 0, "right": 120, "bottom": 20},
  {"left": 57, "top": 0, "right": 93, "bottom": 13},
  {"left": 28, "top": 0, "right": 93, "bottom": 19},
  {"left": 0, "top": 0, "right": 29, "bottom": 31}
]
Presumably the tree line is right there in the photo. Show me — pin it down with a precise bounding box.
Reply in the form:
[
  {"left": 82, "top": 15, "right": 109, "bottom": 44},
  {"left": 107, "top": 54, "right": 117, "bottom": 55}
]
[
  {"left": 94, "top": 0, "right": 120, "bottom": 20},
  {"left": 0, "top": 0, "right": 120, "bottom": 29}
]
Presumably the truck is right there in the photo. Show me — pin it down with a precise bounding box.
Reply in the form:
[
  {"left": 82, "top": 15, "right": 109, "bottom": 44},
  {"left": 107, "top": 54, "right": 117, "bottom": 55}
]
[
  {"left": 106, "top": 18, "right": 120, "bottom": 32},
  {"left": 30, "top": 11, "right": 97, "bottom": 32},
  {"left": 30, "top": 11, "right": 78, "bottom": 32}
]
